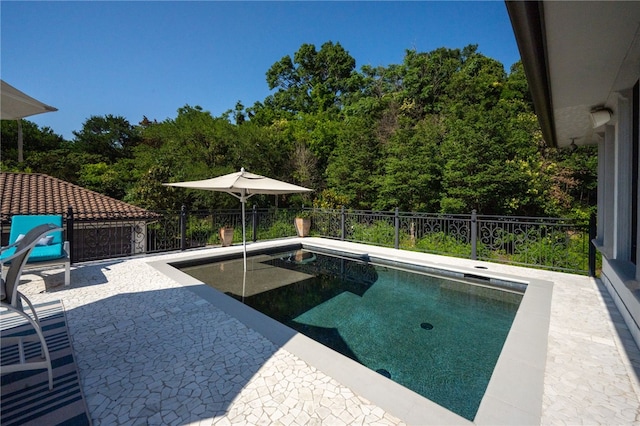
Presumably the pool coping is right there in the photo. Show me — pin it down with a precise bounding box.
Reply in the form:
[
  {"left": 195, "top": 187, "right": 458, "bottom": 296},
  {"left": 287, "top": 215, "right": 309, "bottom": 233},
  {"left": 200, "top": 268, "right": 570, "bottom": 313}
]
[{"left": 149, "top": 238, "right": 552, "bottom": 425}]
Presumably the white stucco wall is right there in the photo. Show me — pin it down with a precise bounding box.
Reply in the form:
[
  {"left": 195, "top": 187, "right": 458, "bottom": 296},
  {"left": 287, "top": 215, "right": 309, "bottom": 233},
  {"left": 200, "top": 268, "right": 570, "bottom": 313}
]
[{"left": 597, "top": 84, "right": 640, "bottom": 349}]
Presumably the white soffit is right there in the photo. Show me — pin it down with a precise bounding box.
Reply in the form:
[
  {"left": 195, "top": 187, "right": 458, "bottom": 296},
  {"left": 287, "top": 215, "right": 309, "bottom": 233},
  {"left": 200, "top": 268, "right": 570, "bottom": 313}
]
[{"left": 544, "top": 2, "right": 640, "bottom": 147}]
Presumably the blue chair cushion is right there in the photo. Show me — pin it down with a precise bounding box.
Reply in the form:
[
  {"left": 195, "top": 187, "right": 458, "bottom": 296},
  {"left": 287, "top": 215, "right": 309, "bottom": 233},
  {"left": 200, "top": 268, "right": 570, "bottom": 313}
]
[
  {"left": 1, "top": 215, "right": 66, "bottom": 263},
  {"left": 29, "top": 242, "right": 65, "bottom": 262},
  {"left": 0, "top": 247, "right": 16, "bottom": 261}
]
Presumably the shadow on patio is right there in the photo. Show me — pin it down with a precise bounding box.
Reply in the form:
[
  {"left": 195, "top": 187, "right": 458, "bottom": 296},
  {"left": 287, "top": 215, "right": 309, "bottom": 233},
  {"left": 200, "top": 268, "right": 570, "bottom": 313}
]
[{"left": 63, "top": 285, "right": 283, "bottom": 424}]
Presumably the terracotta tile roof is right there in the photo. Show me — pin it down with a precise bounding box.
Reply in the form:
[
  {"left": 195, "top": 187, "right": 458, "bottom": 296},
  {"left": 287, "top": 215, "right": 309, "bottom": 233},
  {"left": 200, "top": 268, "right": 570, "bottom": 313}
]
[{"left": 1, "top": 172, "right": 157, "bottom": 221}]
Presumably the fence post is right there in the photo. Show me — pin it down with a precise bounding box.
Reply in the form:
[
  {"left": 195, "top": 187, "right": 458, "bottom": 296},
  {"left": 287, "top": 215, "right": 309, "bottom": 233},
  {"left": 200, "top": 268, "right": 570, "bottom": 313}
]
[
  {"left": 66, "top": 205, "right": 74, "bottom": 264},
  {"left": 470, "top": 209, "right": 477, "bottom": 260},
  {"left": 341, "top": 206, "right": 346, "bottom": 241},
  {"left": 180, "top": 205, "right": 187, "bottom": 251},
  {"left": 252, "top": 204, "right": 258, "bottom": 242},
  {"left": 589, "top": 211, "right": 596, "bottom": 277},
  {"left": 394, "top": 207, "right": 400, "bottom": 249}
]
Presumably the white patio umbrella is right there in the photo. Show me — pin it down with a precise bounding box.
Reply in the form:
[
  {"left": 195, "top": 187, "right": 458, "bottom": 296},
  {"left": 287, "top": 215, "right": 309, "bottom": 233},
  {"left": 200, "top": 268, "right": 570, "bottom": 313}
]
[
  {"left": 164, "top": 168, "right": 313, "bottom": 271},
  {"left": 1, "top": 80, "right": 58, "bottom": 162}
]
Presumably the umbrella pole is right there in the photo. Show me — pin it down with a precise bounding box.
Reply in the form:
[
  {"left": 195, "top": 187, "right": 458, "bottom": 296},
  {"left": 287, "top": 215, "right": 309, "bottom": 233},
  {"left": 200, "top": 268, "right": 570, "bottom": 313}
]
[
  {"left": 17, "top": 119, "right": 23, "bottom": 163},
  {"left": 242, "top": 198, "right": 247, "bottom": 272},
  {"left": 242, "top": 269, "right": 246, "bottom": 303}
]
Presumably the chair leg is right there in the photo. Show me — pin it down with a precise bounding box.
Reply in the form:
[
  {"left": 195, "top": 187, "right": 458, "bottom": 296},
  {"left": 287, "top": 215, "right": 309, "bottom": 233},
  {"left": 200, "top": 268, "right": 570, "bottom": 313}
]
[
  {"left": 17, "top": 290, "right": 42, "bottom": 327},
  {"left": 16, "top": 291, "right": 48, "bottom": 359},
  {"left": 1, "top": 304, "right": 53, "bottom": 390},
  {"left": 64, "top": 241, "right": 71, "bottom": 286},
  {"left": 64, "top": 261, "right": 70, "bottom": 286}
]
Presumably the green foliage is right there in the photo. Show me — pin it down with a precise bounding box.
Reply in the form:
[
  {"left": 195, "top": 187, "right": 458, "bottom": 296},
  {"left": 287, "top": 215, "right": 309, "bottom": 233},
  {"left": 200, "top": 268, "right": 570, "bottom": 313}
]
[
  {"left": 399, "top": 47, "right": 465, "bottom": 117},
  {"left": 312, "top": 211, "right": 589, "bottom": 273},
  {"left": 3, "top": 42, "right": 596, "bottom": 224},
  {"left": 78, "top": 162, "right": 128, "bottom": 199},
  {"left": 257, "top": 210, "right": 296, "bottom": 240},
  {"left": 325, "top": 116, "right": 381, "bottom": 209},
  {"left": 295, "top": 210, "right": 312, "bottom": 219},
  {"left": 124, "top": 163, "right": 184, "bottom": 211},
  {"left": 1, "top": 119, "right": 66, "bottom": 166},
  {"left": 349, "top": 220, "right": 395, "bottom": 247},
  {"left": 0, "top": 119, "right": 71, "bottom": 176},
  {"left": 439, "top": 100, "right": 546, "bottom": 215},
  {"left": 510, "top": 231, "right": 589, "bottom": 272},
  {"left": 72, "top": 115, "right": 140, "bottom": 163},
  {"left": 185, "top": 216, "right": 216, "bottom": 244},
  {"left": 23, "top": 149, "right": 104, "bottom": 184},
  {"left": 542, "top": 144, "right": 598, "bottom": 216},
  {"left": 375, "top": 116, "right": 443, "bottom": 211},
  {"left": 266, "top": 41, "right": 357, "bottom": 114},
  {"left": 410, "top": 232, "right": 476, "bottom": 257},
  {"left": 312, "top": 189, "right": 350, "bottom": 209}
]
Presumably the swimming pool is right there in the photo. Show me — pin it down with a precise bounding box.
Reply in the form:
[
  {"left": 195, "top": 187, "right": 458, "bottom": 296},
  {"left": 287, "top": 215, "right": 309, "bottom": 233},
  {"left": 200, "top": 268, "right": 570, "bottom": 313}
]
[
  {"left": 154, "top": 238, "right": 552, "bottom": 424},
  {"left": 178, "top": 247, "right": 523, "bottom": 421}
]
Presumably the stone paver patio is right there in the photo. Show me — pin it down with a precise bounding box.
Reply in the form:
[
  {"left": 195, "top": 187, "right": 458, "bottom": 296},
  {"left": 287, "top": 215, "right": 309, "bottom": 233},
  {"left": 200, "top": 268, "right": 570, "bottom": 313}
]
[{"left": 16, "top": 239, "right": 640, "bottom": 425}]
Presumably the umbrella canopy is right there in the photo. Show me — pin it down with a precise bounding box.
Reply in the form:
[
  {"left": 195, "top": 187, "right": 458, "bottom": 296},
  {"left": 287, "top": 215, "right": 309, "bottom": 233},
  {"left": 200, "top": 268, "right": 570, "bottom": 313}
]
[
  {"left": 1, "top": 80, "right": 58, "bottom": 120},
  {"left": 164, "top": 168, "right": 313, "bottom": 270},
  {"left": 1, "top": 80, "right": 58, "bottom": 163},
  {"left": 164, "top": 168, "right": 312, "bottom": 200}
]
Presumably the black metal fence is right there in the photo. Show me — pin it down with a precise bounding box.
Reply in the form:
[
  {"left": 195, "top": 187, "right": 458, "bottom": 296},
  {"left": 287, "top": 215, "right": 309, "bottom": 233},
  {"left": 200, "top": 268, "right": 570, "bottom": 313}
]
[
  {"left": 59, "top": 206, "right": 297, "bottom": 263},
  {"left": 308, "top": 207, "right": 596, "bottom": 275},
  {"left": 1, "top": 206, "right": 596, "bottom": 275}
]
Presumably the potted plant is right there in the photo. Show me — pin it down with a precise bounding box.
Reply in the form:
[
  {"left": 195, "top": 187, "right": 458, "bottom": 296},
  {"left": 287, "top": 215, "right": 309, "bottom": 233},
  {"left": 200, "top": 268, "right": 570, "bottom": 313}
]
[
  {"left": 219, "top": 225, "right": 234, "bottom": 247},
  {"left": 294, "top": 210, "right": 312, "bottom": 237}
]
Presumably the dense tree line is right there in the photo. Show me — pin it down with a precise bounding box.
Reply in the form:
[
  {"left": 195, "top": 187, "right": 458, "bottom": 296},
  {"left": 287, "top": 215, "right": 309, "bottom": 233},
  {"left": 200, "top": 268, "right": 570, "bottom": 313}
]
[{"left": 0, "top": 42, "right": 596, "bottom": 218}]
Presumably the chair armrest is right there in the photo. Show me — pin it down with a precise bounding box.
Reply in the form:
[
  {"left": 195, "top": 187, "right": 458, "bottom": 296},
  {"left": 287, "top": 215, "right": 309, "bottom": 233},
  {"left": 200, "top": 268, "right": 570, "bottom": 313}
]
[
  {"left": 0, "top": 243, "right": 35, "bottom": 263},
  {"left": 0, "top": 240, "right": 20, "bottom": 253}
]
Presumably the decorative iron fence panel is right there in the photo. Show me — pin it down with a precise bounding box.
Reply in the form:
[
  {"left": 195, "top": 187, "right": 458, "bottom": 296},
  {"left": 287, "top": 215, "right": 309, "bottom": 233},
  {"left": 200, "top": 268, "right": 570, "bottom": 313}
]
[
  {"left": 310, "top": 208, "right": 343, "bottom": 239},
  {"left": 254, "top": 208, "right": 297, "bottom": 240},
  {"left": 145, "top": 211, "right": 182, "bottom": 254},
  {"left": 398, "top": 212, "right": 473, "bottom": 256},
  {"left": 306, "top": 208, "right": 593, "bottom": 275},
  {"left": 475, "top": 215, "right": 590, "bottom": 273},
  {"left": 1, "top": 207, "right": 595, "bottom": 275},
  {"left": 71, "top": 211, "right": 171, "bottom": 262},
  {"left": 344, "top": 210, "right": 396, "bottom": 247}
]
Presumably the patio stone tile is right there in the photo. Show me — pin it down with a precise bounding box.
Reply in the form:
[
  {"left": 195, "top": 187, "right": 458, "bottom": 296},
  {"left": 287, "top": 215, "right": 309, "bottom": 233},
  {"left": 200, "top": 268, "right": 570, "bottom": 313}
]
[{"left": 95, "top": 324, "right": 115, "bottom": 334}]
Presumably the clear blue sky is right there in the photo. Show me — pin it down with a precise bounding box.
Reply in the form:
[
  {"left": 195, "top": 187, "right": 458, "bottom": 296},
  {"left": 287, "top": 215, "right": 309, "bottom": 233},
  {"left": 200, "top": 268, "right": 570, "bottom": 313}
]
[{"left": 1, "top": 1, "right": 520, "bottom": 140}]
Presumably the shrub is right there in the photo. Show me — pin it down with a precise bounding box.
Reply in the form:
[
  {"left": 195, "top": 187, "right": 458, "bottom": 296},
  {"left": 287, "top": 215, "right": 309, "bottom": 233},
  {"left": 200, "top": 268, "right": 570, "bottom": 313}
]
[
  {"left": 256, "top": 210, "right": 296, "bottom": 240},
  {"left": 409, "top": 232, "right": 489, "bottom": 258},
  {"left": 349, "top": 220, "right": 395, "bottom": 247},
  {"left": 510, "top": 230, "right": 589, "bottom": 272},
  {"left": 185, "top": 216, "right": 216, "bottom": 245}
]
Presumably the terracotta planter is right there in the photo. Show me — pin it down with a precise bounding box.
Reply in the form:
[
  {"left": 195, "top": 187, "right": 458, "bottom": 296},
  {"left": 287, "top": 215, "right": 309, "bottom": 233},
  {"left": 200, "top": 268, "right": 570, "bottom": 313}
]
[
  {"left": 294, "top": 217, "right": 311, "bottom": 237},
  {"left": 219, "top": 227, "right": 234, "bottom": 247}
]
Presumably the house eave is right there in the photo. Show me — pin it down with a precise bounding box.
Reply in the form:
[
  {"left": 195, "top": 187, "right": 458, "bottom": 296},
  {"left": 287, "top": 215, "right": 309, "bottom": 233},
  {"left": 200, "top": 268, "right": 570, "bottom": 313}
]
[{"left": 505, "top": 1, "right": 557, "bottom": 148}]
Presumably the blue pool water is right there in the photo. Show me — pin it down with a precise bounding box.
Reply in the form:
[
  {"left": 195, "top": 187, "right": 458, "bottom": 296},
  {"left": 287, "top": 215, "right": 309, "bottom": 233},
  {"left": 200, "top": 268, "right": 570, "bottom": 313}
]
[{"left": 179, "top": 248, "right": 522, "bottom": 420}]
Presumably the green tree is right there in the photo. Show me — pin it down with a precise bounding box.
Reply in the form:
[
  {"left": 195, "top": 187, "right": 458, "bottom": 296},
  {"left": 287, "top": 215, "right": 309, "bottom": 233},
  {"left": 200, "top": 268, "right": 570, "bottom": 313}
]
[
  {"left": 325, "top": 116, "right": 381, "bottom": 208},
  {"left": 542, "top": 145, "right": 598, "bottom": 217},
  {"left": 72, "top": 115, "right": 140, "bottom": 163},
  {"left": 265, "top": 41, "right": 357, "bottom": 114},
  {"left": 128, "top": 106, "right": 236, "bottom": 210},
  {"left": 0, "top": 119, "right": 66, "bottom": 170},
  {"left": 399, "top": 46, "right": 466, "bottom": 117},
  {"left": 440, "top": 101, "right": 546, "bottom": 215},
  {"left": 124, "top": 162, "right": 185, "bottom": 211},
  {"left": 78, "top": 161, "right": 131, "bottom": 199},
  {"left": 23, "top": 150, "right": 104, "bottom": 184},
  {"left": 501, "top": 61, "right": 534, "bottom": 111},
  {"left": 444, "top": 48, "right": 506, "bottom": 110},
  {"left": 375, "top": 116, "right": 444, "bottom": 211},
  {"left": 2, "top": 42, "right": 596, "bottom": 223}
]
